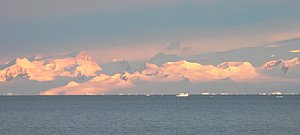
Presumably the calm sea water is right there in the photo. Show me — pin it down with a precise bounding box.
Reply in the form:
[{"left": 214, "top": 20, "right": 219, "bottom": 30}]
[{"left": 0, "top": 95, "right": 300, "bottom": 135}]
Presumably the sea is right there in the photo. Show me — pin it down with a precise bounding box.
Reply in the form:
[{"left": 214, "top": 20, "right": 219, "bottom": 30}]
[{"left": 0, "top": 95, "right": 300, "bottom": 135}]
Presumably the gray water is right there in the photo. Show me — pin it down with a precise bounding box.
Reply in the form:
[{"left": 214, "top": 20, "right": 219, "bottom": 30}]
[{"left": 0, "top": 95, "right": 300, "bottom": 135}]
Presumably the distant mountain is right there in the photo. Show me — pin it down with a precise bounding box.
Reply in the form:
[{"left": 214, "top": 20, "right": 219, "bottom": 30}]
[
  {"left": 1, "top": 38, "right": 300, "bottom": 95},
  {"left": 148, "top": 53, "right": 183, "bottom": 66},
  {"left": 188, "top": 38, "right": 300, "bottom": 66},
  {"left": 262, "top": 58, "right": 299, "bottom": 74},
  {"left": 142, "top": 60, "right": 261, "bottom": 82},
  {"left": 259, "top": 57, "right": 300, "bottom": 80},
  {"left": 147, "top": 38, "right": 299, "bottom": 67},
  {"left": 39, "top": 60, "right": 268, "bottom": 95},
  {"left": 0, "top": 51, "right": 101, "bottom": 82},
  {"left": 0, "top": 58, "right": 33, "bottom": 82},
  {"left": 1, "top": 58, "right": 20, "bottom": 69},
  {"left": 146, "top": 41, "right": 184, "bottom": 66},
  {"left": 101, "top": 59, "right": 133, "bottom": 75}
]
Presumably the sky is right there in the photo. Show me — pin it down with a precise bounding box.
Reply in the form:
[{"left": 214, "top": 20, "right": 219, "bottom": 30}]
[{"left": 1, "top": 0, "right": 300, "bottom": 64}]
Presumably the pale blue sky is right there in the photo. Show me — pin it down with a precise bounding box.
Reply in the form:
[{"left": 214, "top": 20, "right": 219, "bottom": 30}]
[{"left": 1, "top": 0, "right": 300, "bottom": 63}]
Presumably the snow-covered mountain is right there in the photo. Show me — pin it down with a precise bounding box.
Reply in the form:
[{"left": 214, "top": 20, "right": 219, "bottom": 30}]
[
  {"left": 0, "top": 51, "right": 101, "bottom": 82},
  {"left": 39, "top": 59, "right": 279, "bottom": 95},
  {"left": 1, "top": 38, "right": 300, "bottom": 95},
  {"left": 0, "top": 58, "right": 29, "bottom": 81},
  {"left": 142, "top": 60, "right": 261, "bottom": 82},
  {"left": 263, "top": 58, "right": 299, "bottom": 74},
  {"left": 259, "top": 57, "right": 300, "bottom": 80}
]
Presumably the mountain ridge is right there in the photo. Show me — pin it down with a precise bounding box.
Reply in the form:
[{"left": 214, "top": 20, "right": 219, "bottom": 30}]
[
  {"left": 0, "top": 51, "right": 101, "bottom": 82},
  {"left": 1, "top": 38, "right": 300, "bottom": 95}
]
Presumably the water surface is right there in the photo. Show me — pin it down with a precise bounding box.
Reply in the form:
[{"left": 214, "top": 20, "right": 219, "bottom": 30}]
[{"left": 0, "top": 95, "right": 299, "bottom": 135}]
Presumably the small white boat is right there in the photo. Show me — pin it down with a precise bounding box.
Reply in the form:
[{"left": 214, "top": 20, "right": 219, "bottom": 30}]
[
  {"left": 271, "top": 92, "right": 283, "bottom": 95},
  {"left": 176, "top": 92, "right": 189, "bottom": 97},
  {"left": 202, "top": 92, "right": 210, "bottom": 96}
]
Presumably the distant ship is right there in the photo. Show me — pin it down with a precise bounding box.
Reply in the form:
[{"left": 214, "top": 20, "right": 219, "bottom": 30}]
[
  {"left": 202, "top": 92, "right": 210, "bottom": 96},
  {"left": 271, "top": 92, "right": 283, "bottom": 98},
  {"left": 176, "top": 92, "right": 189, "bottom": 97},
  {"left": 271, "top": 92, "right": 283, "bottom": 95}
]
